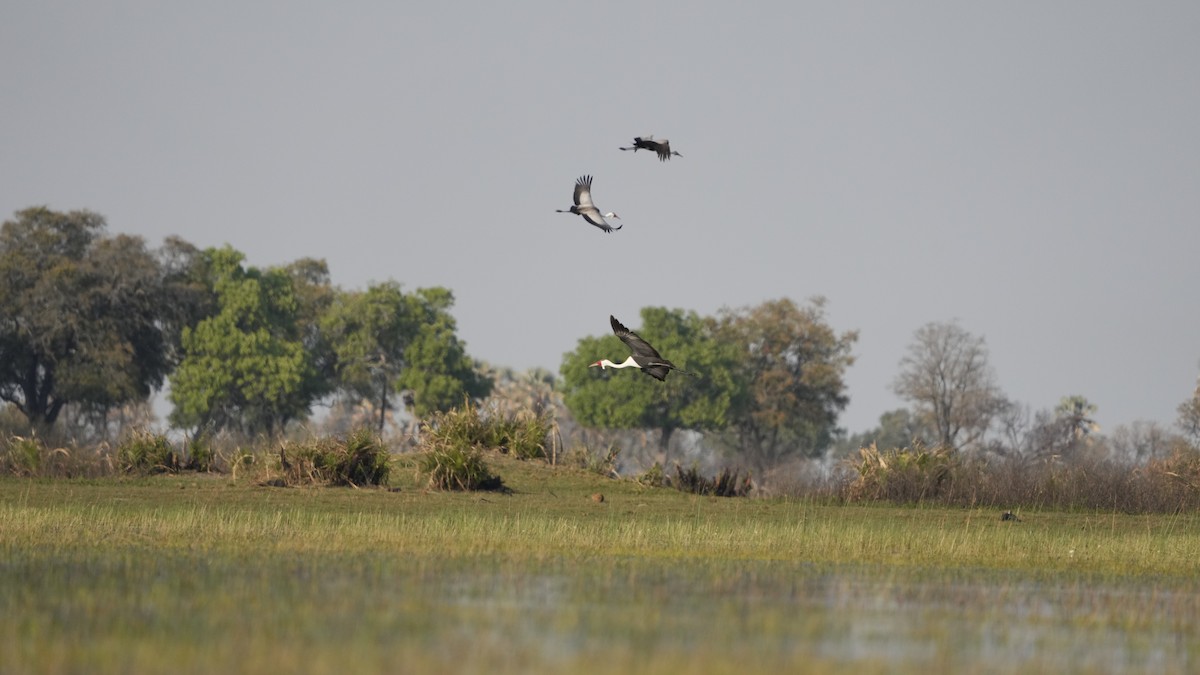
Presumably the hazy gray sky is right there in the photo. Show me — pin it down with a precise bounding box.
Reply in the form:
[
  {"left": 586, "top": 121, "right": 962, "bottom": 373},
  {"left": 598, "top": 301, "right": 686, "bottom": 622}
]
[{"left": 4, "top": 2, "right": 1198, "bottom": 435}]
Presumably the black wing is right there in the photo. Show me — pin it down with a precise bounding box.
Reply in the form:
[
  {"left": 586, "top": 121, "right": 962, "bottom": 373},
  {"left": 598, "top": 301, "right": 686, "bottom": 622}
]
[
  {"left": 626, "top": 136, "right": 654, "bottom": 150},
  {"left": 640, "top": 364, "right": 671, "bottom": 381},
  {"left": 610, "top": 315, "right": 695, "bottom": 381},
  {"left": 610, "top": 315, "right": 663, "bottom": 360}
]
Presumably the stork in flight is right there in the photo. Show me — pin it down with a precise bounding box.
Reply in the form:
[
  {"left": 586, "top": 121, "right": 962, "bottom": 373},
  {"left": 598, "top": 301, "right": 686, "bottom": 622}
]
[
  {"left": 556, "top": 175, "right": 621, "bottom": 233},
  {"left": 590, "top": 315, "right": 695, "bottom": 381},
  {"left": 620, "top": 135, "right": 682, "bottom": 162}
]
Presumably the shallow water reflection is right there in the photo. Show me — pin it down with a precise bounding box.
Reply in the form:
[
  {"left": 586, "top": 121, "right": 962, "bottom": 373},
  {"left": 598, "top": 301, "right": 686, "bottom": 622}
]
[{"left": 424, "top": 558, "right": 1197, "bottom": 673}]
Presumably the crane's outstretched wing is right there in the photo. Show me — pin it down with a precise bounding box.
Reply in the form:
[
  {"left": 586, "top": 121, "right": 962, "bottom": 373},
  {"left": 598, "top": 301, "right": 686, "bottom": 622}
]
[
  {"left": 573, "top": 175, "right": 595, "bottom": 209},
  {"left": 620, "top": 135, "right": 655, "bottom": 152},
  {"left": 652, "top": 139, "right": 673, "bottom": 161},
  {"left": 610, "top": 315, "right": 663, "bottom": 360},
  {"left": 640, "top": 364, "right": 671, "bottom": 381},
  {"left": 621, "top": 136, "right": 679, "bottom": 161},
  {"left": 581, "top": 212, "right": 618, "bottom": 233},
  {"left": 609, "top": 315, "right": 696, "bottom": 380}
]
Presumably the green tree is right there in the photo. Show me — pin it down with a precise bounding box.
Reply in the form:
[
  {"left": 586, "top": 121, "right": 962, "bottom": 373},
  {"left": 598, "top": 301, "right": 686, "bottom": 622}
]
[
  {"left": 0, "top": 207, "right": 175, "bottom": 429},
  {"left": 323, "top": 283, "right": 491, "bottom": 429},
  {"left": 323, "top": 282, "right": 413, "bottom": 433},
  {"left": 156, "top": 236, "right": 219, "bottom": 360},
  {"left": 834, "top": 408, "right": 928, "bottom": 457},
  {"left": 393, "top": 287, "right": 492, "bottom": 417},
  {"left": 560, "top": 307, "right": 738, "bottom": 459},
  {"left": 716, "top": 297, "right": 857, "bottom": 470},
  {"left": 168, "top": 246, "right": 315, "bottom": 436},
  {"left": 283, "top": 257, "right": 339, "bottom": 402}
]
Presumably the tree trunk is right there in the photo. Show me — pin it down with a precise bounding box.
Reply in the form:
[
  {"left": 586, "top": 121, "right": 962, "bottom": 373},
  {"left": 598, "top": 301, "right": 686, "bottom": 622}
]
[
  {"left": 377, "top": 387, "right": 388, "bottom": 437},
  {"left": 658, "top": 426, "right": 674, "bottom": 466}
]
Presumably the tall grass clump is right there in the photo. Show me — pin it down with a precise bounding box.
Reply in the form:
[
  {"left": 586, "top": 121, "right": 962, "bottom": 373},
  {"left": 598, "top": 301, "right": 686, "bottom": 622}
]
[
  {"left": 417, "top": 403, "right": 508, "bottom": 491},
  {"left": 496, "top": 411, "right": 553, "bottom": 460},
  {"left": 184, "top": 434, "right": 215, "bottom": 472},
  {"left": 2, "top": 434, "right": 113, "bottom": 478},
  {"left": 847, "top": 442, "right": 957, "bottom": 503},
  {"left": 332, "top": 428, "right": 391, "bottom": 486},
  {"left": 275, "top": 428, "right": 390, "bottom": 487},
  {"left": 1, "top": 435, "right": 46, "bottom": 476},
  {"left": 423, "top": 400, "right": 550, "bottom": 459},
  {"left": 117, "top": 429, "right": 180, "bottom": 474},
  {"left": 417, "top": 444, "right": 503, "bottom": 491}
]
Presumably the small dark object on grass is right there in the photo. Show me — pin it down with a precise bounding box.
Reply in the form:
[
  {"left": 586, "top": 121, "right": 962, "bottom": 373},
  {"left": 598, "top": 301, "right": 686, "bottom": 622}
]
[
  {"left": 1001, "top": 510, "right": 1022, "bottom": 522},
  {"left": 592, "top": 493, "right": 605, "bottom": 503}
]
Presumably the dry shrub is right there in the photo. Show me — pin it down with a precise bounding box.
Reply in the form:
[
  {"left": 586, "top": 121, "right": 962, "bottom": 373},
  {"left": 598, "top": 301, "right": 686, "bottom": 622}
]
[
  {"left": 1, "top": 434, "right": 116, "bottom": 478},
  {"left": 847, "top": 442, "right": 957, "bottom": 503},
  {"left": 672, "top": 465, "right": 752, "bottom": 497},
  {"left": 636, "top": 462, "right": 666, "bottom": 488},
  {"left": 563, "top": 444, "right": 620, "bottom": 478},
  {"left": 835, "top": 441, "right": 1200, "bottom": 513}
]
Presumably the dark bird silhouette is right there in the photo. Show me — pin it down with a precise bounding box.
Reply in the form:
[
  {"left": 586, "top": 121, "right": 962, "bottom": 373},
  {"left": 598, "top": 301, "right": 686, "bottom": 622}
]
[
  {"left": 620, "top": 135, "right": 682, "bottom": 162},
  {"left": 590, "top": 315, "right": 695, "bottom": 381},
  {"left": 556, "top": 175, "right": 621, "bottom": 233}
]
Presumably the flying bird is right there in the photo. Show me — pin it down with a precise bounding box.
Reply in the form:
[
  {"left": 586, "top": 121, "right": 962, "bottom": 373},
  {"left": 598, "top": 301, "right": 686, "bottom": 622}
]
[
  {"left": 619, "top": 135, "right": 682, "bottom": 162},
  {"left": 590, "top": 315, "right": 695, "bottom": 381},
  {"left": 556, "top": 175, "right": 621, "bottom": 233}
]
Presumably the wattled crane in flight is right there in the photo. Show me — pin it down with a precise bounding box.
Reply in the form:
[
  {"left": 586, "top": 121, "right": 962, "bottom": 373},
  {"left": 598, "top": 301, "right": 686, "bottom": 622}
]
[
  {"left": 620, "top": 135, "right": 682, "bottom": 162},
  {"left": 556, "top": 175, "right": 621, "bottom": 233},
  {"left": 590, "top": 315, "right": 695, "bottom": 381}
]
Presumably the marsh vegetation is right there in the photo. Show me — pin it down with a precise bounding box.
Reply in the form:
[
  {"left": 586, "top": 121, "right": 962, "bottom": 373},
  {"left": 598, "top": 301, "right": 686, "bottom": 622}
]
[{"left": 2, "top": 453, "right": 1198, "bottom": 674}]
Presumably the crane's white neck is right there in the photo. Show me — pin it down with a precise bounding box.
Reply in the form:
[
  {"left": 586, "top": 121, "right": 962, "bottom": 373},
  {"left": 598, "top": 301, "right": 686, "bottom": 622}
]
[{"left": 596, "top": 355, "right": 638, "bottom": 370}]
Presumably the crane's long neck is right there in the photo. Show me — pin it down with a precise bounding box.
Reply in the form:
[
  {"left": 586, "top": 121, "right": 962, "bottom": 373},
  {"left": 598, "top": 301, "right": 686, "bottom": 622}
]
[{"left": 601, "top": 356, "right": 639, "bottom": 370}]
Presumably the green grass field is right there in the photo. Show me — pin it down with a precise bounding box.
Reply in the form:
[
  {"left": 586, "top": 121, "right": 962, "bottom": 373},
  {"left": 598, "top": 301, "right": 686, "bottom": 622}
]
[{"left": 3, "top": 455, "right": 1198, "bottom": 674}]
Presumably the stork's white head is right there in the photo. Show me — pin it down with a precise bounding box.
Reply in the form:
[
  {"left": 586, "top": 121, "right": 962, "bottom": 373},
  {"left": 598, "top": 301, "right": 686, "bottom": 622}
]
[
  {"left": 604, "top": 212, "right": 621, "bottom": 220},
  {"left": 589, "top": 360, "right": 606, "bottom": 369}
]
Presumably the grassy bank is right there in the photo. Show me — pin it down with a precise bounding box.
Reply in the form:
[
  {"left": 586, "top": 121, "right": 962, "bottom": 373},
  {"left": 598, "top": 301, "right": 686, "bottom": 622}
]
[{"left": 2, "top": 456, "right": 1198, "bottom": 674}]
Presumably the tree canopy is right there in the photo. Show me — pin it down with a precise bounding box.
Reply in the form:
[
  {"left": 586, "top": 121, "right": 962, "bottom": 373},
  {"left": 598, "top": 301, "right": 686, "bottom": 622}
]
[
  {"left": 561, "top": 300, "right": 856, "bottom": 471},
  {"left": 168, "top": 246, "right": 316, "bottom": 436},
  {"left": 892, "top": 320, "right": 1008, "bottom": 451},
  {"left": 322, "top": 282, "right": 492, "bottom": 428},
  {"left": 833, "top": 408, "right": 927, "bottom": 458},
  {"left": 716, "top": 297, "right": 857, "bottom": 470},
  {"left": 388, "top": 287, "right": 492, "bottom": 417},
  {"left": 0, "top": 208, "right": 176, "bottom": 428},
  {"left": 561, "top": 308, "right": 738, "bottom": 457}
]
